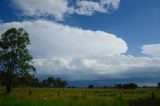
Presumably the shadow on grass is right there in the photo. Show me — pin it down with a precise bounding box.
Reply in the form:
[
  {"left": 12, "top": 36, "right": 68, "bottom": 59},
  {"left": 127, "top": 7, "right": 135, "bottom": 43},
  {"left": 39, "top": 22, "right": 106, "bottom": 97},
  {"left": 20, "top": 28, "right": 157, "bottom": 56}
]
[{"left": 129, "top": 98, "right": 160, "bottom": 106}]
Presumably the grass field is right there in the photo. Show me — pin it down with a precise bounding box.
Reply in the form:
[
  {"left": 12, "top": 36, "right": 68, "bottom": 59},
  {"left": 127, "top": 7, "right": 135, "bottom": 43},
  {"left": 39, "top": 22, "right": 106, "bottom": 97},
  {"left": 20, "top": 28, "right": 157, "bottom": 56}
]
[{"left": 0, "top": 87, "right": 160, "bottom": 106}]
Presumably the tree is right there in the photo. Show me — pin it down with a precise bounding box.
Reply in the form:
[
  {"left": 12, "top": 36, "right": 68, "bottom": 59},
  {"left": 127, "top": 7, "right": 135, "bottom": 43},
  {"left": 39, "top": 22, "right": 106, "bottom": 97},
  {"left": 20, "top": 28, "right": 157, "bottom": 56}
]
[
  {"left": 12, "top": 73, "right": 40, "bottom": 87},
  {"left": 0, "top": 28, "right": 35, "bottom": 94},
  {"left": 59, "top": 79, "right": 67, "bottom": 88},
  {"left": 158, "top": 82, "right": 160, "bottom": 88},
  {"left": 40, "top": 77, "right": 68, "bottom": 88},
  {"left": 0, "top": 71, "right": 5, "bottom": 86},
  {"left": 115, "top": 83, "right": 137, "bottom": 89},
  {"left": 46, "top": 77, "right": 55, "bottom": 87},
  {"left": 41, "top": 80, "right": 48, "bottom": 87},
  {"left": 115, "top": 84, "right": 123, "bottom": 89},
  {"left": 30, "top": 77, "right": 40, "bottom": 87},
  {"left": 55, "top": 77, "right": 67, "bottom": 88},
  {"left": 124, "top": 83, "right": 137, "bottom": 89},
  {"left": 55, "top": 77, "right": 62, "bottom": 88},
  {"left": 88, "top": 84, "right": 94, "bottom": 89}
]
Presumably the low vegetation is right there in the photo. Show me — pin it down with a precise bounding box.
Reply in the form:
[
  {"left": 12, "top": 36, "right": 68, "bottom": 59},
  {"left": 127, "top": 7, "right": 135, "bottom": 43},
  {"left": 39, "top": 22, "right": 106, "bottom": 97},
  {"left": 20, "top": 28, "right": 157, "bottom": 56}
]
[{"left": 0, "top": 87, "right": 160, "bottom": 106}]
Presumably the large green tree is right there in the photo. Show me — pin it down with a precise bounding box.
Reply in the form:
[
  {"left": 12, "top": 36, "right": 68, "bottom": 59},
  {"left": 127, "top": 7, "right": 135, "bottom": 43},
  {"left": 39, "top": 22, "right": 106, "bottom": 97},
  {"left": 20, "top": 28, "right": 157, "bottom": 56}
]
[{"left": 0, "top": 28, "right": 35, "bottom": 94}]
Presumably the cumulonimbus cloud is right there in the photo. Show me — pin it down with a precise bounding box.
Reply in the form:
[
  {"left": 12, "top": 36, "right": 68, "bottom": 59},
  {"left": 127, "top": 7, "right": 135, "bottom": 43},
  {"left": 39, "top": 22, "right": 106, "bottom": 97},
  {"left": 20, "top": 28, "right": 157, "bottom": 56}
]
[
  {"left": 0, "top": 20, "right": 127, "bottom": 57},
  {"left": 0, "top": 20, "right": 160, "bottom": 81},
  {"left": 0, "top": 20, "right": 128, "bottom": 80}
]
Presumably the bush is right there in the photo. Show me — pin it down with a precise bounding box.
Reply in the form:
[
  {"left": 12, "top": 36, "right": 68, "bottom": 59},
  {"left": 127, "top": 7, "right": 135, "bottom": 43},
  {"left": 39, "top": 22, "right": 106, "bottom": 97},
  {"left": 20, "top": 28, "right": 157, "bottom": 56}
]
[{"left": 88, "top": 84, "right": 94, "bottom": 89}]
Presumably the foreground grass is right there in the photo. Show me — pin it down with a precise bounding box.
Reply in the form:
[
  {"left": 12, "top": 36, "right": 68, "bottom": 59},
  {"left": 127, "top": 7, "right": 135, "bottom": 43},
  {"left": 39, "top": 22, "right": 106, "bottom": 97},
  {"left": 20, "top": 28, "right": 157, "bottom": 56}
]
[
  {"left": 0, "top": 96, "right": 128, "bottom": 106},
  {"left": 0, "top": 87, "right": 160, "bottom": 106}
]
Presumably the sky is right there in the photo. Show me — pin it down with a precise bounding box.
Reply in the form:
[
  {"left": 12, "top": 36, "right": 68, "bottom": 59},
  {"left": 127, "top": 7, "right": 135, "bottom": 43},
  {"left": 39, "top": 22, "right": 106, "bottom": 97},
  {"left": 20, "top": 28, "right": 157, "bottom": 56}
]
[{"left": 0, "top": 0, "right": 160, "bottom": 86}]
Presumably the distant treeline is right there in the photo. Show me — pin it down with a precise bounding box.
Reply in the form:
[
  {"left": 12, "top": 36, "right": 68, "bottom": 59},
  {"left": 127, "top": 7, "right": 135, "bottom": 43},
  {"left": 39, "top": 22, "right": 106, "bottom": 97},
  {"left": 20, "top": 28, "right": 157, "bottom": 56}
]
[
  {"left": 41, "top": 77, "right": 67, "bottom": 88},
  {"left": 86, "top": 83, "right": 138, "bottom": 89},
  {"left": 1, "top": 72, "right": 160, "bottom": 89},
  {"left": 88, "top": 83, "right": 160, "bottom": 89},
  {"left": 0, "top": 72, "right": 67, "bottom": 88},
  {"left": 114, "top": 83, "right": 138, "bottom": 89}
]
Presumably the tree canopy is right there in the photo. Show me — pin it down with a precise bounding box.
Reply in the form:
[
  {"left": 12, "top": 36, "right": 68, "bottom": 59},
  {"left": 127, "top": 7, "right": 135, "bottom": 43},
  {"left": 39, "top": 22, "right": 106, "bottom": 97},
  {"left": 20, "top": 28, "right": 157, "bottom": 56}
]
[{"left": 41, "top": 77, "right": 68, "bottom": 88}]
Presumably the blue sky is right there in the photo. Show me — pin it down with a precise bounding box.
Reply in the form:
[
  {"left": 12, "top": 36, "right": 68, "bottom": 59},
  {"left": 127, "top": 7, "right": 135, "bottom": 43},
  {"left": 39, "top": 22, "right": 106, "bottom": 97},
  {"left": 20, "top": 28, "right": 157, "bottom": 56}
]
[
  {"left": 1, "top": 0, "right": 160, "bottom": 56},
  {"left": 0, "top": 0, "right": 160, "bottom": 86},
  {"left": 63, "top": 0, "right": 160, "bottom": 55}
]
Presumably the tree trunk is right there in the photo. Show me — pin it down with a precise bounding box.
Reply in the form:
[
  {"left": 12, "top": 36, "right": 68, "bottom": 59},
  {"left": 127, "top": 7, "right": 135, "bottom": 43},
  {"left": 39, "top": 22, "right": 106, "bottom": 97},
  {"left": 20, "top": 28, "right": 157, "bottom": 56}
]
[{"left": 6, "top": 82, "right": 12, "bottom": 95}]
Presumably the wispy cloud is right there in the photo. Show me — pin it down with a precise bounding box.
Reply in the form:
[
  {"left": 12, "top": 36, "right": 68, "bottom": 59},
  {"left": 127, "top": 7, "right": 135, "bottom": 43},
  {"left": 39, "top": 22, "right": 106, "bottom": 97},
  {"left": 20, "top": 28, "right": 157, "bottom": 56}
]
[
  {"left": 11, "top": 0, "right": 120, "bottom": 21},
  {"left": 75, "top": 0, "right": 120, "bottom": 15},
  {"left": 12, "top": 0, "right": 72, "bottom": 20}
]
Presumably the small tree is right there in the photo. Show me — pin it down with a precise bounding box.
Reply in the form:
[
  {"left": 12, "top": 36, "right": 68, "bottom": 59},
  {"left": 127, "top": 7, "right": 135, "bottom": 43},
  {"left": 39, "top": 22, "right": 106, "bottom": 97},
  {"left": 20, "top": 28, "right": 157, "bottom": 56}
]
[
  {"left": 46, "top": 77, "right": 55, "bottom": 87},
  {"left": 115, "top": 84, "right": 123, "bottom": 89},
  {"left": 115, "top": 83, "right": 137, "bottom": 89},
  {"left": 41, "top": 80, "right": 48, "bottom": 87},
  {"left": 158, "top": 82, "right": 160, "bottom": 88},
  {"left": 60, "top": 80, "right": 67, "bottom": 88},
  {"left": 40, "top": 77, "right": 68, "bottom": 88},
  {"left": 88, "top": 84, "right": 94, "bottom": 89},
  {"left": 0, "top": 28, "right": 35, "bottom": 94},
  {"left": 55, "top": 77, "right": 67, "bottom": 88}
]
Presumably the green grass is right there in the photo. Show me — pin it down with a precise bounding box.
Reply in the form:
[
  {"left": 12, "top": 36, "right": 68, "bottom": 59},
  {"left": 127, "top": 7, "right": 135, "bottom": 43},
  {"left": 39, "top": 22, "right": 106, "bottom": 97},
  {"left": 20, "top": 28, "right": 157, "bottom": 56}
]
[
  {"left": 0, "top": 87, "right": 160, "bottom": 106},
  {"left": 0, "top": 96, "right": 54, "bottom": 106},
  {"left": 0, "top": 96, "right": 128, "bottom": 106}
]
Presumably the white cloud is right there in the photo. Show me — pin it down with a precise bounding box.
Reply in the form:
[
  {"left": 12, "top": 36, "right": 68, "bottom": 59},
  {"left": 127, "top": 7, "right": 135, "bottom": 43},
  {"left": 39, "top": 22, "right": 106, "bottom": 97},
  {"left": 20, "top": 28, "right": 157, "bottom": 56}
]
[
  {"left": 12, "top": 0, "right": 70, "bottom": 20},
  {"left": 75, "top": 0, "right": 106, "bottom": 15},
  {"left": 0, "top": 20, "right": 128, "bottom": 80},
  {"left": 0, "top": 20, "right": 160, "bottom": 80},
  {"left": 33, "top": 55, "right": 160, "bottom": 80},
  {"left": 142, "top": 44, "right": 160, "bottom": 57},
  {"left": 100, "top": 0, "right": 120, "bottom": 9},
  {"left": 0, "top": 20, "right": 127, "bottom": 57},
  {"left": 11, "top": 0, "right": 120, "bottom": 20},
  {"left": 75, "top": 0, "right": 120, "bottom": 15}
]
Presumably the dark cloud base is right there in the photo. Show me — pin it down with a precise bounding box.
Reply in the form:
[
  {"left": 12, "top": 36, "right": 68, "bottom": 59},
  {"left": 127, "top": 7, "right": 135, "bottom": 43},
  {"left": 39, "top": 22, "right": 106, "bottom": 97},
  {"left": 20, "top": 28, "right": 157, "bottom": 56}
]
[{"left": 37, "top": 72, "right": 160, "bottom": 87}]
